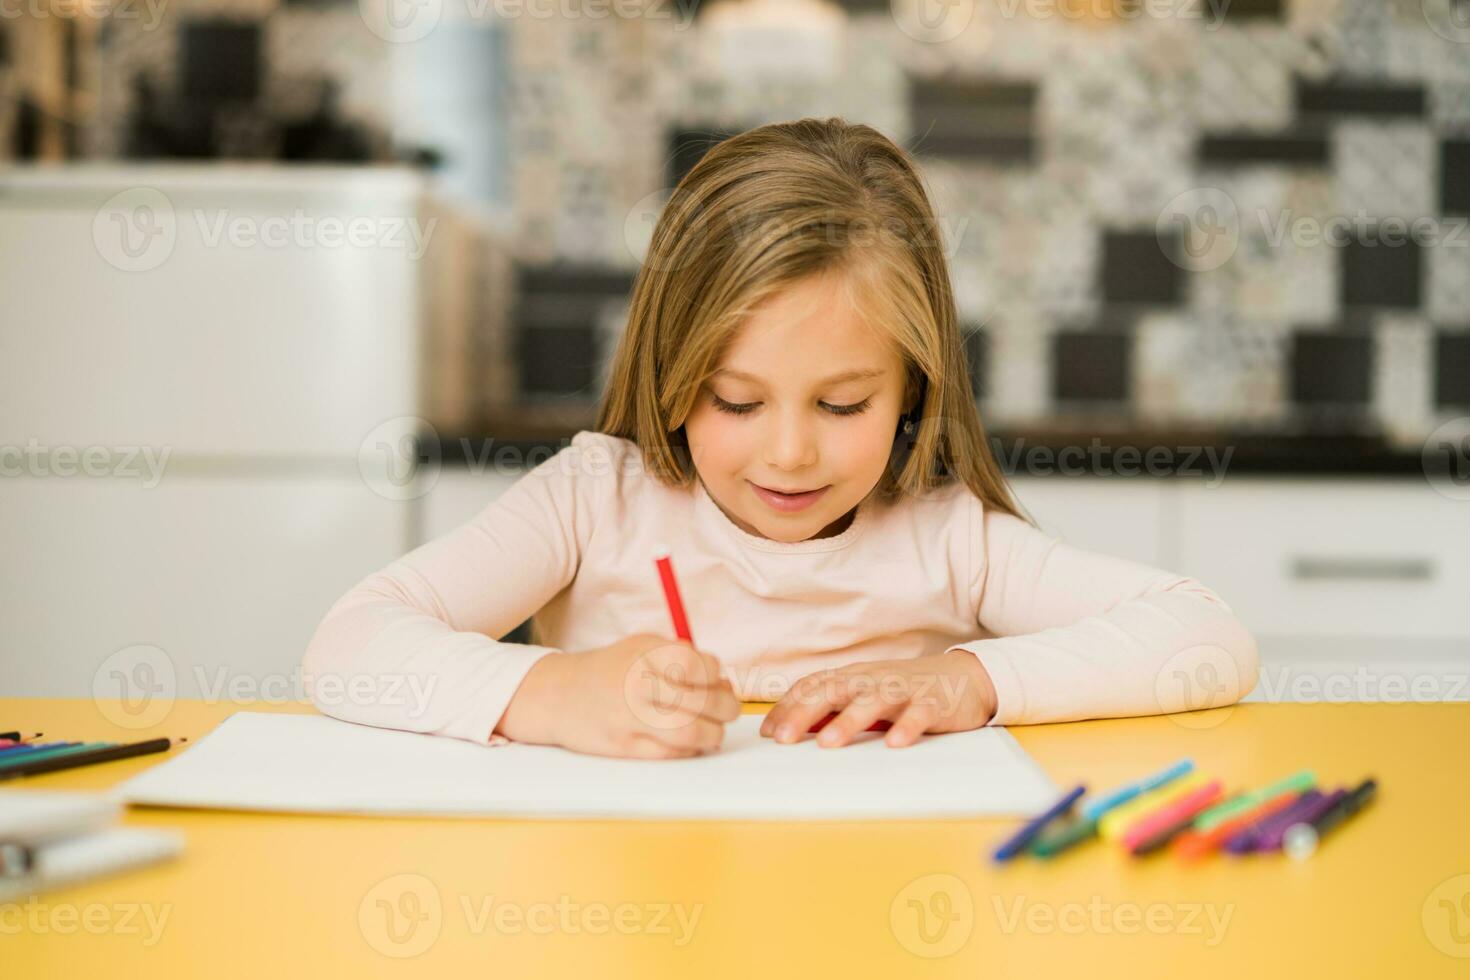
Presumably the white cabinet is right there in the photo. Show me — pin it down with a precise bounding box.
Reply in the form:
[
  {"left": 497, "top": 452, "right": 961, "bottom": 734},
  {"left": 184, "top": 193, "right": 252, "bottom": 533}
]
[
  {"left": 0, "top": 473, "right": 408, "bottom": 696},
  {"left": 1175, "top": 480, "right": 1470, "bottom": 640},
  {"left": 0, "top": 165, "right": 424, "bottom": 696}
]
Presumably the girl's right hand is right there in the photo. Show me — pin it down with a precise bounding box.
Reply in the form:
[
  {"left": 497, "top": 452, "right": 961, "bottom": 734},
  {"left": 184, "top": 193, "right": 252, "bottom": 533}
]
[{"left": 494, "top": 633, "right": 741, "bottom": 758}]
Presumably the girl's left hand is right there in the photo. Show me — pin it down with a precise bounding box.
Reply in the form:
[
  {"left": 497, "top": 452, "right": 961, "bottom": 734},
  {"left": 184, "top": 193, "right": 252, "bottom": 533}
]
[{"left": 758, "top": 650, "right": 998, "bottom": 749}]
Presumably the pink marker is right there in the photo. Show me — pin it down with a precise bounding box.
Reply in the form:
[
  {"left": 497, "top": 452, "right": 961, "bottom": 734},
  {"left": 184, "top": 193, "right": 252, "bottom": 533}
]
[{"left": 1120, "top": 779, "right": 1224, "bottom": 852}]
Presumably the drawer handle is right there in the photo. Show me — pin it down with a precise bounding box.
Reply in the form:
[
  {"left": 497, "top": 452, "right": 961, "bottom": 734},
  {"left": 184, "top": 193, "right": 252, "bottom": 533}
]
[{"left": 1289, "top": 557, "right": 1435, "bottom": 582}]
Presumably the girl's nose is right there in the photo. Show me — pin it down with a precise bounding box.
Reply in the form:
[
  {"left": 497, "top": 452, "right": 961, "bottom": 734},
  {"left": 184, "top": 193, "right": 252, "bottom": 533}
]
[{"left": 762, "top": 412, "right": 818, "bottom": 471}]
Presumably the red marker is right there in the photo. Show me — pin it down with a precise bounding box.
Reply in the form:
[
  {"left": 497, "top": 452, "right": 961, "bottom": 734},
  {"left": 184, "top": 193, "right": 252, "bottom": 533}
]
[
  {"left": 653, "top": 555, "right": 694, "bottom": 643},
  {"left": 809, "top": 713, "right": 892, "bottom": 735}
]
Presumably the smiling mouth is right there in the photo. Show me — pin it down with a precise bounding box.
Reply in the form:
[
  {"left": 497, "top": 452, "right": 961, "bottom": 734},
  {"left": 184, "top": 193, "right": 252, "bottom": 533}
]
[{"left": 747, "top": 480, "right": 831, "bottom": 512}]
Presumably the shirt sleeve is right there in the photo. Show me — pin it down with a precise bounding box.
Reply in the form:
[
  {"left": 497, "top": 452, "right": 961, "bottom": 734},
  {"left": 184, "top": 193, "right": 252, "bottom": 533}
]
[
  {"left": 300, "top": 432, "right": 620, "bottom": 745},
  {"left": 946, "top": 499, "right": 1260, "bottom": 727}
]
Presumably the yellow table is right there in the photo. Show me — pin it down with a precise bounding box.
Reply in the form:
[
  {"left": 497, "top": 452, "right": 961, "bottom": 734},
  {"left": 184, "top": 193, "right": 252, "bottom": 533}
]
[{"left": 4, "top": 698, "right": 1467, "bottom": 978}]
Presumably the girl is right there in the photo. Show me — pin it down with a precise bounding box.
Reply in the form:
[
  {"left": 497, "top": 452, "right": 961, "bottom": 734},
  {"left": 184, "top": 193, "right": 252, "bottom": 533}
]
[{"left": 303, "top": 118, "right": 1258, "bottom": 759}]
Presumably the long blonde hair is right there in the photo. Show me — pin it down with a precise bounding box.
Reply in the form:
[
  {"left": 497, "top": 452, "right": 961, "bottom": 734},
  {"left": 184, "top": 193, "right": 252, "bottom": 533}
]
[{"left": 597, "top": 117, "right": 1024, "bottom": 520}]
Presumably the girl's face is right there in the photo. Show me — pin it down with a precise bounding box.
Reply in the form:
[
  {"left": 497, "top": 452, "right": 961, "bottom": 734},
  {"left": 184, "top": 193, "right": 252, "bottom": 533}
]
[{"left": 683, "top": 268, "right": 910, "bottom": 543}]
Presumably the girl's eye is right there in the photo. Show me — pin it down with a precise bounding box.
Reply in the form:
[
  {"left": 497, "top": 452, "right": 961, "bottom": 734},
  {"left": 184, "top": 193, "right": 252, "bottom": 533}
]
[
  {"left": 709, "top": 394, "right": 872, "bottom": 417},
  {"left": 711, "top": 394, "right": 757, "bottom": 415},
  {"left": 822, "top": 397, "right": 872, "bottom": 416}
]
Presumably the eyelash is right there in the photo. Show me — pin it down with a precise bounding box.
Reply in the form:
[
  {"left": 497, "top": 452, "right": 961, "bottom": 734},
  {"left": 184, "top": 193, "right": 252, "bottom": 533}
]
[{"left": 711, "top": 394, "right": 872, "bottom": 417}]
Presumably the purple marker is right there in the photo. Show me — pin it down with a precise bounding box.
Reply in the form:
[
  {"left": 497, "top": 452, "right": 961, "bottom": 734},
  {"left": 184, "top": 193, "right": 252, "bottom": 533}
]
[
  {"left": 1223, "top": 789, "right": 1325, "bottom": 854},
  {"left": 992, "top": 785, "right": 1085, "bottom": 862},
  {"left": 1253, "top": 788, "right": 1346, "bottom": 852}
]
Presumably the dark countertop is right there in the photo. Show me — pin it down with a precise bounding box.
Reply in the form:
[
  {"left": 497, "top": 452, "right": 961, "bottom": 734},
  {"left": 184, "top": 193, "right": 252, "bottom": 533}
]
[{"left": 432, "top": 414, "right": 1434, "bottom": 477}]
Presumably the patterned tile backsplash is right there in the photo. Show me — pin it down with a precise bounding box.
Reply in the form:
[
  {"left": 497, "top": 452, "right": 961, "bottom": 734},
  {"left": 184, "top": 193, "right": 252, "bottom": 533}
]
[{"left": 14, "top": 0, "right": 1470, "bottom": 445}]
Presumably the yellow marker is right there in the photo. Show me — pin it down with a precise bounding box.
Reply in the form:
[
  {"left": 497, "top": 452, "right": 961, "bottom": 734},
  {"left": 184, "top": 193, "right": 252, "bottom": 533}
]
[{"left": 1098, "top": 772, "right": 1209, "bottom": 841}]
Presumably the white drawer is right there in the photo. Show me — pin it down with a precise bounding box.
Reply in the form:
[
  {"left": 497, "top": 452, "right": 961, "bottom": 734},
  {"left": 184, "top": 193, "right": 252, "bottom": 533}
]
[
  {"left": 1177, "top": 479, "right": 1470, "bottom": 639},
  {"left": 0, "top": 473, "right": 411, "bottom": 696}
]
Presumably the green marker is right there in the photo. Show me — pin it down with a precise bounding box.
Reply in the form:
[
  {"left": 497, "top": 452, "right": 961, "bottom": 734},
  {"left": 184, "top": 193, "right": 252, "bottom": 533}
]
[
  {"left": 0, "top": 742, "right": 113, "bottom": 770},
  {"left": 1030, "top": 816, "right": 1098, "bottom": 858},
  {"left": 1194, "top": 770, "right": 1315, "bottom": 831}
]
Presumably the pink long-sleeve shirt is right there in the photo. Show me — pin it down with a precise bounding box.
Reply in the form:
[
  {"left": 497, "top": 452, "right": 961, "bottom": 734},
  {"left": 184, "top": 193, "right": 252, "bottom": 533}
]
[{"left": 302, "top": 431, "right": 1259, "bottom": 744}]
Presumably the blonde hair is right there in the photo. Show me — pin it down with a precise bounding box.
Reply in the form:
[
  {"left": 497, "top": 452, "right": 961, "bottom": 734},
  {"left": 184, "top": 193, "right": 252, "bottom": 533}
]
[{"left": 597, "top": 117, "right": 1025, "bottom": 520}]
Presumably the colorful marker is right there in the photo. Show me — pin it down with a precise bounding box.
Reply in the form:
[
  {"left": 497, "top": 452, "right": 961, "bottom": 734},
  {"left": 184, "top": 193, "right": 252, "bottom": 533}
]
[
  {"left": 0, "top": 738, "right": 173, "bottom": 781},
  {"left": 1254, "top": 788, "right": 1345, "bottom": 852},
  {"left": 654, "top": 555, "right": 694, "bottom": 644},
  {"left": 1081, "top": 759, "right": 1194, "bottom": 821},
  {"left": 1223, "top": 789, "right": 1325, "bottom": 854},
  {"left": 1030, "top": 816, "right": 1098, "bottom": 858},
  {"left": 1284, "top": 778, "right": 1377, "bottom": 860},
  {"left": 1194, "top": 770, "right": 1315, "bottom": 832},
  {"left": 1121, "top": 779, "right": 1225, "bottom": 854},
  {"left": 1173, "top": 791, "right": 1303, "bottom": 860},
  {"left": 993, "top": 785, "right": 1086, "bottom": 862},
  {"left": 1099, "top": 772, "right": 1209, "bottom": 840}
]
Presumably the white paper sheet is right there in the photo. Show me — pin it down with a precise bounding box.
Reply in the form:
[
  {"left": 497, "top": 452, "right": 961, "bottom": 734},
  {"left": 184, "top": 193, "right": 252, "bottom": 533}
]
[{"left": 117, "top": 712, "right": 1058, "bottom": 820}]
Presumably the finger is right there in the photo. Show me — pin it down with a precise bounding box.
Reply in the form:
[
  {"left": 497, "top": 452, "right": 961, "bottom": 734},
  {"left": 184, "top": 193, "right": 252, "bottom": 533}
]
[
  {"left": 698, "top": 683, "right": 742, "bottom": 723},
  {"left": 769, "top": 673, "right": 854, "bottom": 743},
  {"left": 638, "top": 714, "right": 726, "bottom": 754},
  {"left": 649, "top": 643, "right": 728, "bottom": 689},
  {"left": 814, "top": 694, "right": 899, "bottom": 748},
  {"left": 884, "top": 701, "right": 937, "bottom": 749},
  {"left": 623, "top": 731, "right": 700, "bottom": 760},
  {"left": 663, "top": 681, "right": 740, "bottom": 725}
]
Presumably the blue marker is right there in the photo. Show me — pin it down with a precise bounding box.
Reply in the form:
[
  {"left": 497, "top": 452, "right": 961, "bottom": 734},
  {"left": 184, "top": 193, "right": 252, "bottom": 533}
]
[
  {"left": 0, "top": 741, "right": 77, "bottom": 760},
  {"left": 993, "top": 785, "right": 1086, "bottom": 862},
  {"left": 1081, "top": 759, "right": 1193, "bottom": 822}
]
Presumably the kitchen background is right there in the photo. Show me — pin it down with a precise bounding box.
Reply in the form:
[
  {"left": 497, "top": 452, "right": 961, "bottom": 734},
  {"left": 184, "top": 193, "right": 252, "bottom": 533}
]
[{"left": 2, "top": 0, "right": 1468, "bottom": 705}]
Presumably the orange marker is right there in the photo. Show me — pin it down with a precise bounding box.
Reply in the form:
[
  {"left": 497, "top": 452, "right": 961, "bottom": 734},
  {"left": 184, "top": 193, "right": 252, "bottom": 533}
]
[{"left": 1173, "top": 791, "right": 1304, "bottom": 860}]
